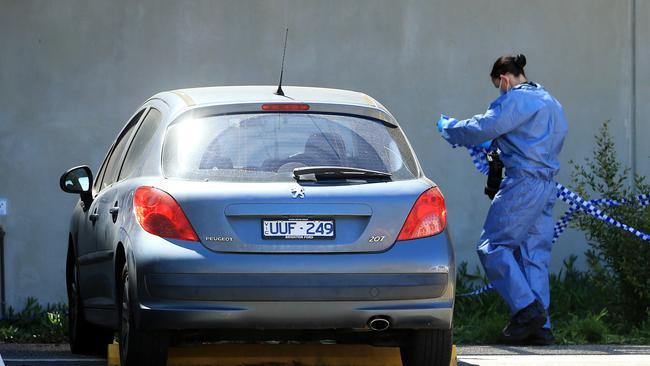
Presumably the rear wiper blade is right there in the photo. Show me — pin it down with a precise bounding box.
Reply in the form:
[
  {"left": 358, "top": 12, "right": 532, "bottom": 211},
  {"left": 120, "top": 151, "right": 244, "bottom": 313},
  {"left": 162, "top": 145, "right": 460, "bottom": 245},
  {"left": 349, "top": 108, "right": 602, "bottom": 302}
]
[{"left": 293, "top": 166, "right": 392, "bottom": 181}]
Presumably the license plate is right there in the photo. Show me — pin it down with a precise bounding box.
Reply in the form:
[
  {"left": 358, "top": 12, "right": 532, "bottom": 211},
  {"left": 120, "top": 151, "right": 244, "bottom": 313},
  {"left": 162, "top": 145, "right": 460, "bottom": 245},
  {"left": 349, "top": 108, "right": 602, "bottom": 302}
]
[{"left": 262, "top": 219, "right": 335, "bottom": 240}]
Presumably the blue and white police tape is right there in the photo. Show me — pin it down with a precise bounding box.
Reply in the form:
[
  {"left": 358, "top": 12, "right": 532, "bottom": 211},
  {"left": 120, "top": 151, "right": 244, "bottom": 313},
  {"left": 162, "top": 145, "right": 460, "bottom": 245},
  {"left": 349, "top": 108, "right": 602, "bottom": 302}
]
[
  {"left": 457, "top": 145, "right": 650, "bottom": 298},
  {"left": 553, "top": 188, "right": 650, "bottom": 243}
]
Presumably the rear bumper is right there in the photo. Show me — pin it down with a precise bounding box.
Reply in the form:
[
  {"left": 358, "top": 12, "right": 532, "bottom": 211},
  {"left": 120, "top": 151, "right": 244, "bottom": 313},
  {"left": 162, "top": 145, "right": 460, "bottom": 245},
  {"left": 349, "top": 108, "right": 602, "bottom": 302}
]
[
  {"left": 138, "top": 298, "right": 453, "bottom": 331},
  {"left": 130, "top": 230, "right": 455, "bottom": 331}
]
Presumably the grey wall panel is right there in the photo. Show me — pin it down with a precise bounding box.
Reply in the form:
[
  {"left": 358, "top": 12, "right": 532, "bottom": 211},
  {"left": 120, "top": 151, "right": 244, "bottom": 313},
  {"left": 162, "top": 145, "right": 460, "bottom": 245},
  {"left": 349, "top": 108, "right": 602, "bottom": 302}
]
[{"left": 635, "top": 0, "right": 650, "bottom": 179}]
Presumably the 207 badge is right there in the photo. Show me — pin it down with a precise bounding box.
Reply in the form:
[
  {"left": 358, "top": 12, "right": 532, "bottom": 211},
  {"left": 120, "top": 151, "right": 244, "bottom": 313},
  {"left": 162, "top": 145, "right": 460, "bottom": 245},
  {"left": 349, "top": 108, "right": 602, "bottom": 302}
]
[{"left": 291, "top": 186, "right": 305, "bottom": 199}]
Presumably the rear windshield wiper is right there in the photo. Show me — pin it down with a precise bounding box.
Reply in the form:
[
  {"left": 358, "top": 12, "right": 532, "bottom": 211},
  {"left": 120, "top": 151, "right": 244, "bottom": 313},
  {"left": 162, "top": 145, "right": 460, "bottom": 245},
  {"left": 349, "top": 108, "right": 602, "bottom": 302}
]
[{"left": 293, "top": 166, "right": 392, "bottom": 181}]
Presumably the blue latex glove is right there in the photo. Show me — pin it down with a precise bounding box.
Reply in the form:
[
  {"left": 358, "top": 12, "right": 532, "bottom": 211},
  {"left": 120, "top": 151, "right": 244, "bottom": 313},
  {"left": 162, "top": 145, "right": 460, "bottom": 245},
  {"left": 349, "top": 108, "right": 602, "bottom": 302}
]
[
  {"left": 437, "top": 114, "right": 456, "bottom": 132},
  {"left": 439, "top": 114, "right": 492, "bottom": 149},
  {"left": 477, "top": 140, "right": 493, "bottom": 150}
]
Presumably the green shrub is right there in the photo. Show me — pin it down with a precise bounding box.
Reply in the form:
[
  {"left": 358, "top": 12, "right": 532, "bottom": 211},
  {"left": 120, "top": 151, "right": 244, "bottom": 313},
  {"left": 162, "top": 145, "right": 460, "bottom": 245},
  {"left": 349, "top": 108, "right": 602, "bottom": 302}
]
[
  {"left": 555, "top": 309, "right": 609, "bottom": 344},
  {"left": 0, "top": 297, "right": 68, "bottom": 343},
  {"left": 570, "top": 121, "right": 650, "bottom": 324}
]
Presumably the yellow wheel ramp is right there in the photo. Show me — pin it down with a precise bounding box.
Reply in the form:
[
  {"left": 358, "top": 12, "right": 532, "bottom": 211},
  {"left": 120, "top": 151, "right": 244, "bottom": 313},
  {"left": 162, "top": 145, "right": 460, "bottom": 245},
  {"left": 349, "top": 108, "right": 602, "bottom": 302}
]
[{"left": 108, "top": 342, "right": 457, "bottom": 366}]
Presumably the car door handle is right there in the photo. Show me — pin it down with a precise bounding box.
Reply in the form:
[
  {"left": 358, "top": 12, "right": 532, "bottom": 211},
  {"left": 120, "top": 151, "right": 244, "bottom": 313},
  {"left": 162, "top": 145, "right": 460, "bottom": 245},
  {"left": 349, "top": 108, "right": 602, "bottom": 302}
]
[
  {"left": 89, "top": 213, "right": 99, "bottom": 223},
  {"left": 109, "top": 207, "right": 119, "bottom": 216}
]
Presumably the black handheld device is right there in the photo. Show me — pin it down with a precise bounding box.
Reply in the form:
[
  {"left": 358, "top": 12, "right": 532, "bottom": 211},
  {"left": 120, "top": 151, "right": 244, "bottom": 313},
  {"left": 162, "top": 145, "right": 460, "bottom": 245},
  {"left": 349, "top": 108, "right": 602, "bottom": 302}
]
[{"left": 485, "top": 151, "right": 504, "bottom": 200}]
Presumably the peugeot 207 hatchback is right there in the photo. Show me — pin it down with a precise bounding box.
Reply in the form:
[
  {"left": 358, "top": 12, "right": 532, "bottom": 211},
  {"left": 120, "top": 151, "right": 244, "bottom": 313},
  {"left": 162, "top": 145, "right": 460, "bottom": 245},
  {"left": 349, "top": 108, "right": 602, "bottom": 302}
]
[{"left": 60, "top": 86, "right": 455, "bottom": 366}]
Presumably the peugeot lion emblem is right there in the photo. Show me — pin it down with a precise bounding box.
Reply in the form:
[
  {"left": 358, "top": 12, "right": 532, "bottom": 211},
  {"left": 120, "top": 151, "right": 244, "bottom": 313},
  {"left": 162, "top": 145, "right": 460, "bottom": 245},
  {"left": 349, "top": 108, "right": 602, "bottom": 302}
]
[{"left": 291, "top": 187, "right": 305, "bottom": 199}]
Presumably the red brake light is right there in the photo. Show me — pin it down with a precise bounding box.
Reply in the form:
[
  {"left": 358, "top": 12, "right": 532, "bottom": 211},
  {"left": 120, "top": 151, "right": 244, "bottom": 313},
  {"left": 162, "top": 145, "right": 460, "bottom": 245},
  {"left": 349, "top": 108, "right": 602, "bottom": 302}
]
[
  {"left": 261, "top": 103, "right": 310, "bottom": 111},
  {"left": 133, "top": 187, "right": 199, "bottom": 242},
  {"left": 397, "top": 187, "right": 447, "bottom": 241}
]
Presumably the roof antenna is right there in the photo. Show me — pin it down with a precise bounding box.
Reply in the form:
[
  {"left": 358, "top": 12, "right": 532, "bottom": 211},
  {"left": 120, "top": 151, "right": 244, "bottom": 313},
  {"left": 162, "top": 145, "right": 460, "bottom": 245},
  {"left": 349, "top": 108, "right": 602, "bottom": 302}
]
[{"left": 275, "top": 28, "right": 289, "bottom": 96}]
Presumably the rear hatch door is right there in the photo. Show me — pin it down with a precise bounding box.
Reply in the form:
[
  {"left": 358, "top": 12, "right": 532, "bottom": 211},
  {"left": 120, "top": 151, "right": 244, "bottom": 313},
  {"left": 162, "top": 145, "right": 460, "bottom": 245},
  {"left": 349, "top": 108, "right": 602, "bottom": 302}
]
[{"left": 161, "top": 179, "right": 432, "bottom": 253}]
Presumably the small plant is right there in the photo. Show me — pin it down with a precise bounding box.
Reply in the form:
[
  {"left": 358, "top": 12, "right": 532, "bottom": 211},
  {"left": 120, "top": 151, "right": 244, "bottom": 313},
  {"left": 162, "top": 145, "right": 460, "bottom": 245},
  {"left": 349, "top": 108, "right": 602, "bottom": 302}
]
[
  {"left": 570, "top": 120, "right": 650, "bottom": 324},
  {"left": 556, "top": 309, "right": 609, "bottom": 344},
  {"left": 0, "top": 297, "right": 68, "bottom": 343}
]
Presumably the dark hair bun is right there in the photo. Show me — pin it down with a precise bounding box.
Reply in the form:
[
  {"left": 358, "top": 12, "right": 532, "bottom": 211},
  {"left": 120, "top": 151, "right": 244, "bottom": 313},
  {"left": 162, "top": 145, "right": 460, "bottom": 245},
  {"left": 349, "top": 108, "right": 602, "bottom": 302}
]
[
  {"left": 490, "top": 54, "right": 528, "bottom": 78},
  {"left": 514, "top": 54, "right": 527, "bottom": 69}
]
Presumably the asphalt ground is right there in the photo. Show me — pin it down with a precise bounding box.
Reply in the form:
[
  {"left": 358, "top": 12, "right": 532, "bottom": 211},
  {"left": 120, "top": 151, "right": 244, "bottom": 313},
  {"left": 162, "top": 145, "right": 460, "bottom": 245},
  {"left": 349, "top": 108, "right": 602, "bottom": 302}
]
[{"left": 1, "top": 343, "right": 649, "bottom": 366}]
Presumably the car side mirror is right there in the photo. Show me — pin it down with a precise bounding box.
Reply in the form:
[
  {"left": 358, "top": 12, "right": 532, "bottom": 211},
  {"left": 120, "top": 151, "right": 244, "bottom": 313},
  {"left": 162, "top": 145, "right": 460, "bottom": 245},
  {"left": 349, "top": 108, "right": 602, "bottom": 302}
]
[{"left": 60, "top": 166, "right": 93, "bottom": 208}]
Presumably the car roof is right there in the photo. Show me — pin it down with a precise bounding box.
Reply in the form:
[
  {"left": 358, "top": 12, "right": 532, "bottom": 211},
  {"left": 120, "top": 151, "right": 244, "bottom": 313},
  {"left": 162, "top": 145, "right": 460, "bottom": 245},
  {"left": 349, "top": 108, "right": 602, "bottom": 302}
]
[{"left": 149, "top": 85, "right": 397, "bottom": 125}]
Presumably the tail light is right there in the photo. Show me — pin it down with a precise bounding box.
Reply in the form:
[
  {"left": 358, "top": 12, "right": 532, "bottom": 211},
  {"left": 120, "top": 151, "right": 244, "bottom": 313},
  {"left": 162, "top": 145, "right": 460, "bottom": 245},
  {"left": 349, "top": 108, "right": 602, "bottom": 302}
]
[
  {"left": 397, "top": 187, "right": 447, "bottom": 241},
  {"left": 133, "top": 187, "right": 199, "bottom": 242}
]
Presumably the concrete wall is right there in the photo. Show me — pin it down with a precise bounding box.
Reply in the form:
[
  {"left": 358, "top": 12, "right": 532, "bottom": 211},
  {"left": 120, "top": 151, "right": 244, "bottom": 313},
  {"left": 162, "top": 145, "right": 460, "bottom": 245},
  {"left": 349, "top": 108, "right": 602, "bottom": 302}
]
[
  {"left": 636, "top": 0, "right": 650, "bottom": 177},
  {"left": 0, "top": 0, "right": 646, "bottom": 308}
]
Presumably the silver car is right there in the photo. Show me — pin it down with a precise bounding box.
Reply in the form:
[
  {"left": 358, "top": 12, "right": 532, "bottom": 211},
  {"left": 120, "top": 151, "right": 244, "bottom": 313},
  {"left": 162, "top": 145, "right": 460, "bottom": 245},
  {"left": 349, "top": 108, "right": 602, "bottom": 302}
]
[{"left": 60, "top": 86, "right": 455, "bottom": 366}]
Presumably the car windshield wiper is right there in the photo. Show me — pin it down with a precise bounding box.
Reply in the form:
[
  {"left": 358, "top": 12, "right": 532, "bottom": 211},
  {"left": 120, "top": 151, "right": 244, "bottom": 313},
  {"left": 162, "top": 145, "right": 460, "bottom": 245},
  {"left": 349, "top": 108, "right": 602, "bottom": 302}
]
[{"left": 293, "top": 166, "right": 392, "bottom": 181}]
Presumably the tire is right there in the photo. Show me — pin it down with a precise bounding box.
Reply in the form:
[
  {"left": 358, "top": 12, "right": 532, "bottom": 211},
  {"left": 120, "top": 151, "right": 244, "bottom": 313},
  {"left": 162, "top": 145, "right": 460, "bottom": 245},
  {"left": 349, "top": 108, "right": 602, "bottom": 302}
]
[
  {"left": 400, "top": 329, "right": 452, "bottom": 366},
  {"left": 119, "top": 264, "right": 169, "bottom": 366},
  {"left": 67, "top": 251, "right": 114, "bottom": 356}
]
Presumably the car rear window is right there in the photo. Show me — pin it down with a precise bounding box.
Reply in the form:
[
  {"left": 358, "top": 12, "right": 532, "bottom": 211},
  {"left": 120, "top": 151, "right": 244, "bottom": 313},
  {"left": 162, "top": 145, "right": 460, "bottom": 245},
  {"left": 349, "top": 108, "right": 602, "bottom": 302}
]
[{"left": 162, "top": 113, "right": 419, "bottom": 182}]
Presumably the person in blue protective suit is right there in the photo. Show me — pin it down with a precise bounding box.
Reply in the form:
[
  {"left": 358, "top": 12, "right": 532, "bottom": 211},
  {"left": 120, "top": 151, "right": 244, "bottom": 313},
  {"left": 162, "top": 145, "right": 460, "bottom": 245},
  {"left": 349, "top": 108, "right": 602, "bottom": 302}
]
[{"left": 438, "top": 54, "right": 568, "bottom": 345}]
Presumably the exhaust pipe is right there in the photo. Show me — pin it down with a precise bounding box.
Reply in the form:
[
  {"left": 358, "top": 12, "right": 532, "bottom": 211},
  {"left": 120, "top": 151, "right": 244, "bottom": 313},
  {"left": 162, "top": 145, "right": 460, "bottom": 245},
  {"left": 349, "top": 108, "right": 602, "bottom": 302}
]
[{"left": 368, "top": 317, "right": 390, "bottom": 331}]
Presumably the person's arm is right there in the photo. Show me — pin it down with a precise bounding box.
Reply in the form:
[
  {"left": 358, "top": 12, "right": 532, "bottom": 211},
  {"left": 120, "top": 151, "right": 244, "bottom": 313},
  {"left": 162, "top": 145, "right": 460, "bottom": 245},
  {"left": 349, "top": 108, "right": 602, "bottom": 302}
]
[{"left": 440, "top": 91, "right": 543, "bottom": 146}]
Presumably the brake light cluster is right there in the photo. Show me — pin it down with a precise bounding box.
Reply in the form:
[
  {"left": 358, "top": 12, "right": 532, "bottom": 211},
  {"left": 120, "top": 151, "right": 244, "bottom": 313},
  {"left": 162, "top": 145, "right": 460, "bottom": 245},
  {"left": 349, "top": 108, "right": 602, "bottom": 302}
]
[
  {"left": 133, "top": 186, "right": 199, "bottom": 242},
  {"left": 397, "top": 187, "right": 447, "bottom": 241},
  {"left": 261, "top": 103, "right": 310, "bottom": 111}
]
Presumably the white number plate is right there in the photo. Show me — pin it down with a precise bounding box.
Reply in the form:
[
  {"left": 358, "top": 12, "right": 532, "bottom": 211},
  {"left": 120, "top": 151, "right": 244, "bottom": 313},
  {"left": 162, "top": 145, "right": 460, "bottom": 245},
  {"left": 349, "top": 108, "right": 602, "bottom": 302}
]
[{"left": 262, "top": 219, "right": 335, "bottom": 239}]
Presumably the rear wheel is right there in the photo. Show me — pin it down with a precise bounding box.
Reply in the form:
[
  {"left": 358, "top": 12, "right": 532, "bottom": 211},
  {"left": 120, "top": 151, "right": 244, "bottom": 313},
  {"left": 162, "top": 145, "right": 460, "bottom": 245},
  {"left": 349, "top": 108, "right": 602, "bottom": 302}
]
[
  {"left": 400, "top": 329, "right": 452, "bottom": 366},
  {"left": 67, "top": 250, "right": 113, "bottom": 355},
  {"left": 119, "top": 264, "right": 169, "bottom": 366}
]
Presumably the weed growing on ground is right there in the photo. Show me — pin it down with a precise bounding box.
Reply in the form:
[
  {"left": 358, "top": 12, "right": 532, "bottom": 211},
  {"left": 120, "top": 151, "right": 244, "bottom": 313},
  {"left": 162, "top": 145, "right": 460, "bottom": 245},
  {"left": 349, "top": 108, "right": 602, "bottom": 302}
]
[{"left": 0, "top": 297, "right": 68, "bottom": 343}]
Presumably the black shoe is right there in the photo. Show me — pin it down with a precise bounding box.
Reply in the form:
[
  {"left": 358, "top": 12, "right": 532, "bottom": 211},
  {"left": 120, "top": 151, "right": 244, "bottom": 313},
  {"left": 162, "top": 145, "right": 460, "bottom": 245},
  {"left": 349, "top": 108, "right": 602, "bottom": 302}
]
[
  {"left": 527, "top": 328, "right": 555, "bottom": 346},
  {"left": 501, "top": 300, "right": 547, "bottom": 343}
]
